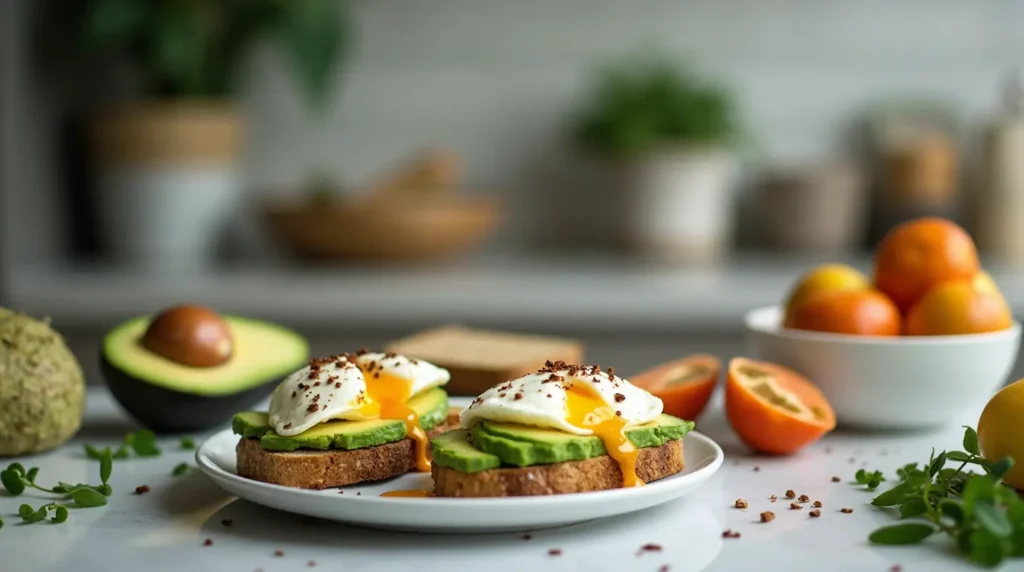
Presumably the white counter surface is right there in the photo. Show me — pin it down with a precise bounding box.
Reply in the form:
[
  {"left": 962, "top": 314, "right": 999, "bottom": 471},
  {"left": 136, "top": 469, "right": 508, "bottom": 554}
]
[{"left": 0, "top": 389, "right": 998, "bottom": 571}]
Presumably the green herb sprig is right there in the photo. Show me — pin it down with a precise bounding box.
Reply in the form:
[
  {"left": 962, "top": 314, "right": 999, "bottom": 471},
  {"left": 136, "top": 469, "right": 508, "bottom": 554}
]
[
  {"left": 85, "top": 429, "right": 161, "bottom": 461},
  {"left": 863, "top": 426, "right": 1024, "bottom": 567},
  {"left": 0, "top": 448, "right": 113, "bottom": 528}
]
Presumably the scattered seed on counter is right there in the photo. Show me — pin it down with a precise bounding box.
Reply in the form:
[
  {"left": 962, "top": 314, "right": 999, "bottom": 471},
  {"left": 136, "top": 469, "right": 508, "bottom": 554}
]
[
  {"left": 659, "top": 566, "right": 670, "bottom": 572},
  {"left": 809, "top": 510, "right": 821, "bottom": 517},
  {"left": 203, "top": 539, "right": 213, "bottom": 546},
  {"left": 274, "top": 550, "right": 285, "bottom": 557},
  {"left": 134, "top": 485, "right": 151, "bottom": 495},
  {"left": 548, "top": 549, "right": 562, "bottom": 556},
  {"left": 753, "top": 466, "right": 761, "bottom": 472},
  {"left": 785, "top": 490, "right": 796, "bottom": 499},
  {"left": 790, "top": 503, "right": 802, "bottom": 510},
  {"left": 760, "top": 511, "right": 775, "bottom": 523},
  {"left": 522, "top": 534, "right": 532, "bottom": 540},
  {"left": 722, "top": 530, "right": 741, "bottom": 539},
  {"left": 840, "top": 508, "right": 853, "bottom": 514},
  {"left": 813, "top": 500, "right": 823, "bottom": 508},
  {"left": 798, "top": 494, "right": 810, "bottom": 503},
  {"left": 769, "top": 495, "right": 777, "bottom": 502},
  {"left": 637, "top": 544, "right": 662, "bottom": 555},
  {"left": 734, "top": 498, "right": 749, "bottom": 509},
  {"left": 307, "top": 561, "right": 316, "bottom": 568},
  {"left": 831, "top": 476, "right": 841, "bottom": 483}
]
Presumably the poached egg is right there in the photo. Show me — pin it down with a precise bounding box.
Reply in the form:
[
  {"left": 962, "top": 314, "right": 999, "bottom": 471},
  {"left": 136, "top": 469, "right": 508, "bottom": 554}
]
[
  {"left": 459, "top": 361, "right": 663, "bottom": 487},
  {"left": 268, "top": 350, "right": 450, "bottom": 471}
]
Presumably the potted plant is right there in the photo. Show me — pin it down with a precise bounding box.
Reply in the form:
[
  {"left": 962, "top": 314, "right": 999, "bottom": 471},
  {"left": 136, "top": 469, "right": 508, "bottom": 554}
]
[
  {"left": 80, "top": 0, "right": 346, "bottom": 270},
  {"left": 573, "top": 58, "right": 743, "bottom": 263}
]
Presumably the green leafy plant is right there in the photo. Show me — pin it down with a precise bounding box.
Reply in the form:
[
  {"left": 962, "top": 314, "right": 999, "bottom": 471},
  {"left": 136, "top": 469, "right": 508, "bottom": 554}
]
[
  {"left": 0, "top": 450, "right": 113, "bottom": 529},
  {"left": 82, "top": 0, "right": 348, "bottom": 108},
  {"left": 86, "top": 429, "right": 162, "bottom": 460},
  {"left": 861, "top": 426, "right": 1024, "bottom": 567},
  {"left": 572, "top": 57, "right": 742, "bottom": 157}
]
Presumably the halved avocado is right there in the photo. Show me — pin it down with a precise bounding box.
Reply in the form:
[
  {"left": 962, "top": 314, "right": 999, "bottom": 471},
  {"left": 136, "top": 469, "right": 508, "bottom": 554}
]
[{"left": 101, "top": 314, "right": 308, "bottom": 433}]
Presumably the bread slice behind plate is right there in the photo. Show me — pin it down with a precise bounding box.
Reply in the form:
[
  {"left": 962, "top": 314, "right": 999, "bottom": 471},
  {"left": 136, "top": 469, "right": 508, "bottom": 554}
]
[{"left": 431, "top": 438, "right": 684, "bottom": 498}]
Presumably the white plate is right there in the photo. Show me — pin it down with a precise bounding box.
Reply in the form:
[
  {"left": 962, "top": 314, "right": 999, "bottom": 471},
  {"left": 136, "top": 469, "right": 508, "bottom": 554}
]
[{"left": 195, "top": 429, "right": 724, "bottom": 534}]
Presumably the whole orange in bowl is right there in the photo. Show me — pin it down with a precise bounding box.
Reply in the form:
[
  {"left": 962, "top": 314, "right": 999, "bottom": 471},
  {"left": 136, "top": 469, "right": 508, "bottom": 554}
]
[
  {"left": 873, "top": 217, "right": 980, "bottom": 314},
  {"left": 783, "top": 264, "right": 871, "bottom": 320},
  {"left": 904, "top": 271, "right": 1013, "bottom": 336},
  {"left": 784, "top": 288, "right": 901, "bottom": 336}
]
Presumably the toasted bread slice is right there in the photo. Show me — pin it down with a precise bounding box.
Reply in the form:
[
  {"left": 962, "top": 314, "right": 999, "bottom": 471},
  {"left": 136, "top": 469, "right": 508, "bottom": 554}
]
[
  {"left": 431, "top": 438, "right": 684, "bottom": 497},
  {"left": 236, "top": 421, "right": 458, "bottom": 489}
]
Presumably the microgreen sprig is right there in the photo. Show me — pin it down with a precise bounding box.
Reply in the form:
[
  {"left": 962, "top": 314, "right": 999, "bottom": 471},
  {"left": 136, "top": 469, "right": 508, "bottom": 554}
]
[
  {"left": 85, "top": 429, "right": 161, "bottom": 461},
  {"left": 0, "top": 447, "right": 113, "bottom": 528},
  {"left": 863, "top": 426, "right": 1024, "bottom": 568}
]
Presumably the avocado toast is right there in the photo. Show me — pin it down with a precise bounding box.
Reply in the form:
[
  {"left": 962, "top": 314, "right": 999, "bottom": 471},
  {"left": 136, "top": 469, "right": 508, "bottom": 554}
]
[
  {"left": 231, "top": 351, "right": 457, "bottom": 489},
  {"left": 430, "top": 361, "right": 695, "bottom": 497}
]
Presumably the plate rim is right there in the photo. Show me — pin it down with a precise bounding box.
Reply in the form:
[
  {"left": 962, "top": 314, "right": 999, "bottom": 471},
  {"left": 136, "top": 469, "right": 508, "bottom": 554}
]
[{"left": 195, "top": 429, "right": 724, "bottom": 508}]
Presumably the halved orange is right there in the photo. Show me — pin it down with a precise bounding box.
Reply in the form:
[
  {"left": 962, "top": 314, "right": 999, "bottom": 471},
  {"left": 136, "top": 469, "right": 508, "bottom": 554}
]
[
  {"left": 725, "top": 357, "right": 836, "bottom": 455},
  {"left": 631, "top": 355, "right": 720, "bottom": 422}
]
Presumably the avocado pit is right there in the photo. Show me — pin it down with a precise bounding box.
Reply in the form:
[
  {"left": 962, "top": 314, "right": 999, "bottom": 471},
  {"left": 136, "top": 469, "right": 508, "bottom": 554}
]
[{"left": 141, "top": 304, "right": 233, "bottom": 367}]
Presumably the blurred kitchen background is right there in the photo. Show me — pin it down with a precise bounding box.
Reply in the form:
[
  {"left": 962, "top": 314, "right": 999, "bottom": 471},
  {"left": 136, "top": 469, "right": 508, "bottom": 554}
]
[{"left": 3, "top": 0, "right": 1024, "bottom": 385}]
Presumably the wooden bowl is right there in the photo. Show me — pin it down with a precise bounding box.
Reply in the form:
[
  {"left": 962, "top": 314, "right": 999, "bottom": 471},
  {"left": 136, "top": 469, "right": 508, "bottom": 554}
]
[{"left": 261, "top": 195, "right": 501, "bottom": 262}]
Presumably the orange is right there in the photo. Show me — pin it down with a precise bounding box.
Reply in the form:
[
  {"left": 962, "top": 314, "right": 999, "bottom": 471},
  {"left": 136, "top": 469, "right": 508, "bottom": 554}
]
[
  {"left": 631, "top": 355, "right": 720, "bottom": 422},
  {"left": 977, "top": 377, "right": 1024, "bottom": 491},
  {"left": 873, "top": 217, "right": 979, "bottom": 314},
  {"left": 904, "top": 272, "right": 1013, "bottom": 336},
  {"left": 725, "top": 358, "right": 836, "bottom": 455},
  {"left": 783, "top": 288, "right": 901, "bottom": 336},
  {"left": 783, "top": 264, "right": 871, "bottom": 321}
]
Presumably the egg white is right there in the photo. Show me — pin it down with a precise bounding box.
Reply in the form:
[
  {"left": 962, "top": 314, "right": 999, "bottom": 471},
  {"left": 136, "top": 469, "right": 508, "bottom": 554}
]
[
  {"left": 267, "top": 352, "right": 450, "bottom": 437},
  {"left": 459, "top": 367, "right": 663, "bottom": 435}
]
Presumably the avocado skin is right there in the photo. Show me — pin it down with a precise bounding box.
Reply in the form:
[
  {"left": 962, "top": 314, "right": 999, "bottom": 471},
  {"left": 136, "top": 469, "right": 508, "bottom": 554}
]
[
  {"left": 232, "top": 388, "right": 449, "bottom": 452},
  {"left": 431, "top": 429, "right": 502, "bottom": 473},
  {"left": 101, "top": 354, "right": 282, "bottom": 433},
  {"left": 468, "top": 414, "right": 693, "bottom": 467}
]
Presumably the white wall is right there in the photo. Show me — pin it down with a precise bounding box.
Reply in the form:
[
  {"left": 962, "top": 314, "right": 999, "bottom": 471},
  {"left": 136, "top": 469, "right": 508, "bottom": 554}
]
[{"left": 5, "top": 0, "right": 1024, "bottom": 264}]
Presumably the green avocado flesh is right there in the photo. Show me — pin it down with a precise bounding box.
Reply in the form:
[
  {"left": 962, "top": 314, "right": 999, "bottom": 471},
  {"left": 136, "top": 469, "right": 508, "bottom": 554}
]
[
  {"left": 430, "top": 414, "right": 693, "bottom": 472},
  {"left": 102, "top": 315, "right": 309, "bottom": 396},
  {"left": 232, "top": 388, "right": 448, "bottom": 452},
  {"left": 431, "top": 430, "right": 501, "bottom": 473}
]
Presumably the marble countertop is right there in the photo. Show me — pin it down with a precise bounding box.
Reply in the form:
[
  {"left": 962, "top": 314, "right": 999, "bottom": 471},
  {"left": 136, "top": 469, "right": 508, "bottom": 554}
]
[{"left": 0, "top": 389, "right": 996, "bottom": 572}]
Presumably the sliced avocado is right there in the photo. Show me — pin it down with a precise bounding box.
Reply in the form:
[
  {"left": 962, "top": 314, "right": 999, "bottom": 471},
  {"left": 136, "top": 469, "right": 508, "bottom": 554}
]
[
  {"left": 101, "top": 314, "right": 309, "bottom": 433},
  {"left": 469, "top": 414, "right": 694, "bottom": 467},
  {"left": 238, "top": 387, "right": 449, "bottom": 452},
  {"left": 430, "top": 429, "right": 502, "bottom": 473}
]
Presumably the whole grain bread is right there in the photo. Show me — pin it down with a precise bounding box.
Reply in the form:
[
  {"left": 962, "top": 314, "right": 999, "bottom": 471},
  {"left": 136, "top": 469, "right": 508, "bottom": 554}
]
[
  {"left": 432, "top": 438, "right": 685, "bottom": 497},
  {"left": 236, "top": 420, "right": 459, "bottom": 489}
]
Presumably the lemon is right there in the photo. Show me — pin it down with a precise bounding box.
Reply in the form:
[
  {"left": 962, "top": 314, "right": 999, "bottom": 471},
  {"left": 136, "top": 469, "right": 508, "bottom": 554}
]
[
  {"left": 783, "top": 264, "right": 870, "bottom": 317},
  {"left": 977, "top": 377, "right": 1024, "bottom": 490}
]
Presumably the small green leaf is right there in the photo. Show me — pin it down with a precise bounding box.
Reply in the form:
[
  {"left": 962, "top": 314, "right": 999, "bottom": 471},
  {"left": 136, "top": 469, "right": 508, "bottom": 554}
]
[
  {"left": 929, "top": 451, "right": 947, "bottom": 477},
  {"left": 100, "top": 449, "right": 113, "bottom": 484},
  {"left": 112, "top": 446, "right": 130, "bottom": 460},
  {"left": 84, "top": 444, "right": 105, "bottom": 461},
  {"left": 97, "top": 484, "right": 113, "bottom": 497},
  {"left": 855, "top": 469, "right": 868, "bottom": 484},
  {"left": 963, "top": 475, "right": 997, "bottom": 516},
  {"left": 0, "top": 515, "right": 4, "bottom": 529},
  {"left": 179, "top": 437, "right": 196, "bottom": 450},
  {"left": 1011, "top": 527, "right": 1024, "bottom": 557},
  {"left": 51, "top": 505, "right": 68, "bottom": 523},
  {"left": 988, "top": 458, "right": 1015, "bottom": 481},
  {"left": 21, "top": 505, "right": 48, "bottom": 524},
  {"left": 130, "top": 430, "right": 161, "bottom": 457},
  {"left": 899, "top": 497, "right": 928, "bottom": 518},
  {"left": 7, "top": 463, "right": 24, "bottom": 476},
  {"left": 872, "top": 482, "right": 915, "bottom": 507},
  {"left": 70, "top": 487, "right": 108, "bottom": 508},
  {"left": 976, "top": 500, "right": 1013, "bottom": 537},
  {"left": 868, "top": 523, "right": 936, "bottom": 545},
  {"left": 1007, "top": 503, "right": 1024, "bottom": 526},
  {"left": 947, "top": 451, "right": 972, "bottom": 463},
  {"left": 25, "top": 467, "right": 39, "bottom": 482},
  {"left": 940, "top": 499, "right": 964, "bottom": 524},
  {"left": 172, "top": 462, "right": 189, "bottom": 477},
  {"left": 964, "top": 426, "right": 980, "bottom": 455},
  {"left": 969, "top": 528, "right": 1008, "bottom": 567},
  {"left": 1, "top": 469, "right": 25, "bottom": 495},
  {"left": 18, "top": 504, "right": 33, "bottom": 519},
  {"left": 867, "top": 478, "right": 883, "bottom": 490}
]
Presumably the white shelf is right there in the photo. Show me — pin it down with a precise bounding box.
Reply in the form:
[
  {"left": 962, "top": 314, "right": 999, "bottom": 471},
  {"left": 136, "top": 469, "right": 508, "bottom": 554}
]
[{"left": 9, "top": 255, "right": 1024, "bottom": 332}]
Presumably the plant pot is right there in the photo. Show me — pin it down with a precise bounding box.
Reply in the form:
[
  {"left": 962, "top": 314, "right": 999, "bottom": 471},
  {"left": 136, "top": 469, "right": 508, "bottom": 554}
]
[
  {"left": 89, "top": 102, "right": 243, "bottom": 270},
  {"left": 751, "top": 163, "right": 867, "bottom": 253},
  {"left": 622, "top": 147, "right": 737, "bottom": 264}
]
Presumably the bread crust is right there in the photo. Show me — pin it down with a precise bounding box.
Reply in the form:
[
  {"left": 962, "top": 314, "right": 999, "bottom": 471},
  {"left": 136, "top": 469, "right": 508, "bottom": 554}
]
[
  {"left": 235, "top": 421, "right": 458, "bottom": 489},
  {"left": 431, "top": 438, "right": 685, "bottom": 497}
]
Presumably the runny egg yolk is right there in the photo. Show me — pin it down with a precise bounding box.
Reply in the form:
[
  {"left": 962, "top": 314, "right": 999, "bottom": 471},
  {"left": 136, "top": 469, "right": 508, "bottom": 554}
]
[
  {"left": 357, "top": 367, "right": 431, "bottom": 472},
  {"left": 563, "top": 383, "right": 643, "bottom": 487}
]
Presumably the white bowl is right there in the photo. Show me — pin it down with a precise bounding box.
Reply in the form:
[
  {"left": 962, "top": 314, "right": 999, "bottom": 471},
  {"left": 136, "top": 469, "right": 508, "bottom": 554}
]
[{"left": 744, "top": 305, "right": 1022, "bottom": 430}]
